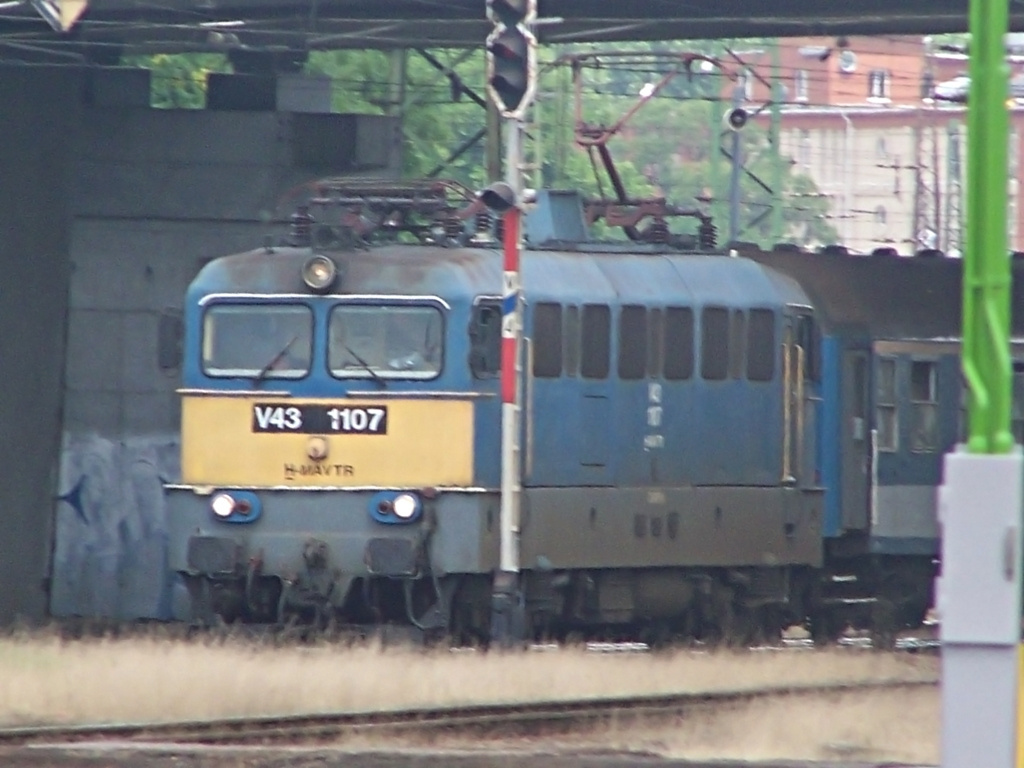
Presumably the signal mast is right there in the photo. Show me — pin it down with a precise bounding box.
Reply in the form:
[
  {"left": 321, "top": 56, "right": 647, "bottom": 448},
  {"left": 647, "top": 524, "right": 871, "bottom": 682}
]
[{"left": 482, "top": 0, "right": 537, "bottom": 645}]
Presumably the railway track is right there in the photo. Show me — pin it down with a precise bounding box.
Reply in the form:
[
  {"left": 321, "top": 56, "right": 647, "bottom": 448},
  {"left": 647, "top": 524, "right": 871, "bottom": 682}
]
[{"left": 0, "top": 678, "right": 937, "bottom": 748}]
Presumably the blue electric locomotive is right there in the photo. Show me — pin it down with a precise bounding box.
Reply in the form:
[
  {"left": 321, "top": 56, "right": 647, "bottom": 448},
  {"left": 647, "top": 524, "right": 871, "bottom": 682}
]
[{"left": 165, "top": 178, "right": 1018, "bottom": 644}]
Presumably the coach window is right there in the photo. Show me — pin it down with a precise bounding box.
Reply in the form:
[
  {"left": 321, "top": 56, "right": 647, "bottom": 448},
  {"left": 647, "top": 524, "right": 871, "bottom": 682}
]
[
  {"left": 581, "top": 304, "right": 610, "bottom": 379},
  {"left": 647, "top": 308, "right": 664, "bottom": 377},
  {"left": 532, "top": 302, "right": 562, "bottom": 378},
  {"left": 663, "top": 307, "right": 694, "bottom": 380},
  {"left": 746, "top": 309, "right": 775, "bottom": 381},
  {"left": 728, "top": 310, "right": 746, "bottom": 379},
  {"left": 203, "top": 303, "right": 312, "bottom": 379},
  {"left": 618, "top": 305, "right": 647, "bottom": 380},
  {"left": 910, "top": 360, "right": 938, "bottom": 452},
  {"left": 701, "top": 306, "right": 729, "bottom": 381},
  {"left": 876, "top": 357, "right": 898, "bottom": 450}
]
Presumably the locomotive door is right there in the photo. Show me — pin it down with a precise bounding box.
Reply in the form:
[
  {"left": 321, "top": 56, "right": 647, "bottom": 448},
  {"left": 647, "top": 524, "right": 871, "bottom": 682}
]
[
  {"left": 782, "top": 310, "right": 818, "bottom": 487},
  {"left": 840, "top": 350, "right": 870, "bottom": 530}
]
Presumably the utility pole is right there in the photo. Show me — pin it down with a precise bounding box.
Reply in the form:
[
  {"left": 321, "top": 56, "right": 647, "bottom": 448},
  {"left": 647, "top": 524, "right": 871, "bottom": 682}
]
[
  {"left": 727, "top": 85, "right": 744, "bottom": 243},
  {"left": 769, "top": 40, "right": 784, "bottom": 245},
  {"left": 386, "top": 50, "right": 408, "bottom": 173},
  {"left": 483, "top": 0, "right": 537, "bottom": 647},
  {"left": 939, "top": 2, "right": 1022, "bottom": 768},
  {"left": 943, "top": 122, "right": 964, "bottom": 256}
]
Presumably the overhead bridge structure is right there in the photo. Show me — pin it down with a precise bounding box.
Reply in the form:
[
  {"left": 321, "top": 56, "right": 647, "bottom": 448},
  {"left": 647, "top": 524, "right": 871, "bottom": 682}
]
[{"left": 0, "top": 0, "right": 1021, "bottom": 60}]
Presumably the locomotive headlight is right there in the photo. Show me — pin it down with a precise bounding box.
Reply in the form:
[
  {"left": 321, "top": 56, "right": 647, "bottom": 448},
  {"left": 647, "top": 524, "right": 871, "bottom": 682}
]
[
  {"left": 211, "top": 493, "right": 236, "bottom": 518},
  {"left": 392, "top": 493, "right": 419, "bottom": 520},
  {"left": 301, "top": 254, "right": 337, "bottom": 293}
]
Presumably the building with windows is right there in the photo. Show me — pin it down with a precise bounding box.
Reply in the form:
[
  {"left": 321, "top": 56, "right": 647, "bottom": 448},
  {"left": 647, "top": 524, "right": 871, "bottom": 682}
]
[{"left": 740, "top": 36, "right": 1024, "bottom": 254}]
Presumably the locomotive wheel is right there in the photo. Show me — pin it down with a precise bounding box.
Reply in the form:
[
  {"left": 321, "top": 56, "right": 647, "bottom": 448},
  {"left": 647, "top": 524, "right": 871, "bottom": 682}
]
[
  {"left": 808, "top": 610, "right": 845, "bottom": 646},
  {"left": 869, "top": 598, "right": 898, "bottom": 650}
]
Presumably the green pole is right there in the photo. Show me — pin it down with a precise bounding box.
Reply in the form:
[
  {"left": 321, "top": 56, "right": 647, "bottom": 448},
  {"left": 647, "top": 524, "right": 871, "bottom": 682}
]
[{"left": 964, "top": 0, "right": 1014, "bottom": 454}]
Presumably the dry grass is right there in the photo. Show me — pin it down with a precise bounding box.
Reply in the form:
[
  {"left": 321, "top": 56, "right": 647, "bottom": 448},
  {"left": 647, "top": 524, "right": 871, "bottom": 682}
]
[
  {"left": 458, "top": 685, "right": 938, "bottom": 765},
  {"left": 0, "top": 631, "right": 937, "bottom": 735},
  {"left": 611, "top": 686, "right": 938, "bottom": 764}
]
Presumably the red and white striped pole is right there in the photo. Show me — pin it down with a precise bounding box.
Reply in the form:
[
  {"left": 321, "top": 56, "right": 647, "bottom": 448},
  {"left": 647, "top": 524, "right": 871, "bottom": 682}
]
[
  {"left": 498, "top": 118, "right": 523, "bottom": 576},
  {"left": 499, "top": 198, "right": 522, "bottom": 575}
]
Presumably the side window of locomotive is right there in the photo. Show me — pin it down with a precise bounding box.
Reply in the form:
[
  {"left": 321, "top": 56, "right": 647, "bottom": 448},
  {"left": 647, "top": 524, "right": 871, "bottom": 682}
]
[
  {"left": 746, "top": 309, "right": 775, "bottom": 381},
  {"left": 202, "top": 304, "right": 312, "bottom": 379},
  {"left": 533, "top": 302, "right": 562, "bottom": 378},
  {"left": 728, "top": 310, "right": 746, "bottom": 379},
  {"left": 158, "top": 308, "right": 184, "bottom": 372},
  {"left": 876, "top": 357, "right": 898, "bottom": 451},
  {"left": 564, "top": 305, "right": 580, "bottom": 377},
  {"left": 909, "top": 360, "right": 938, "bottom": 452},
  {"left": 581, "top": 304, "right": 610, "bottom": 379},
  {"left": 469, "top": 300, "right": 501, "bottom": 379},
  {"left": 700, "top": 306, "right": 729, "bottom": 381},
  {"left": 618, "top": 305, "right": 647, "bottom": 380},
  {"left": 329, "top": 305, "right": 442, "bottom": 380},
  {"left": 663, "top": 306, "right": 694, "bottom": 380},
  {"left": 647, "top": 308, "right": 664, "bottom": 377}
]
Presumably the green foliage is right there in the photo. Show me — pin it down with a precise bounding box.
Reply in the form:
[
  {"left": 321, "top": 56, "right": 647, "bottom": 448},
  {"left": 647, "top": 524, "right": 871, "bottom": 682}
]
[
  {"left": 534, "top": 43, "right": 838, "bottom": 248},
  {"left": 308, "top": 49, "right": 492, "bottom": 183},
  {"left": 123, "top": 53, "right": 230, "bottom": 109},
  {"left": 121, "top": 40, "right": 837, "bottom": 248}
]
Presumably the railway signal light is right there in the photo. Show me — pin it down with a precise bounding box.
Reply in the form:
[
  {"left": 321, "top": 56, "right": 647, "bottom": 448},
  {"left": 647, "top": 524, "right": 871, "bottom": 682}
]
[
  {"left": 485, "top": 0, "right": 537, "bottom": 118},
  {"left": 723, "top": 107, "right": 749, "bottom": 131}
]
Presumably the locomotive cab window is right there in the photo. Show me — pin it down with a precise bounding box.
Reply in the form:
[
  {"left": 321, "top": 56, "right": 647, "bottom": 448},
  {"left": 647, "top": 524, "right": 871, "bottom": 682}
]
[
  {"left": 329, "top": 304, "right": 442, "bottom": 380},
  {"left": 202, "top": 303, "right": 312, "bottom": 379}
]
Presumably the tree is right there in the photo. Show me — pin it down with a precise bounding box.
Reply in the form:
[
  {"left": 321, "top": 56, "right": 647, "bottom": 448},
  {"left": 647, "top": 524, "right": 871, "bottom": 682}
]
[
  {"left": 123, "top": 41, "right": 837, "bottom": 248},
  {"left": 533, "top": 44, "right": 838, "bottom": 248}
]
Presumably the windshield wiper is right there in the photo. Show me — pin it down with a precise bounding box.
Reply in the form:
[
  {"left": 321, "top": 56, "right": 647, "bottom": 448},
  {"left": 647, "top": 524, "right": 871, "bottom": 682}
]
[
  {"left": 254, "top": 335, "right": 299, "bottom": 383},
  {"left": 344, "top": 344, "right": 387, "bottom": 388}
]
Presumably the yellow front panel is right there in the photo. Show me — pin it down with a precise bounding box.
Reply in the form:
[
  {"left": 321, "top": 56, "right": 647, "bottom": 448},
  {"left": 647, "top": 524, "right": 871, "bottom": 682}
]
[{"left": 182, "top": 396, "right": 474, "bottom": 487}]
